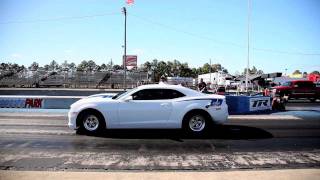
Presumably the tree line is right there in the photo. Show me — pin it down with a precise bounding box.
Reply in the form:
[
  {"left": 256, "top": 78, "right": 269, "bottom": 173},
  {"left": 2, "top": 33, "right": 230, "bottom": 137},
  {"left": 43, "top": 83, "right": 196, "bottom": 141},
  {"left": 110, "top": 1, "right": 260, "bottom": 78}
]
[
  {"left": 1, "top": 60, "right": 319, "bottom": 77},
  {"left": 1, "top": 59, "right": 228, "bottom": 76}
]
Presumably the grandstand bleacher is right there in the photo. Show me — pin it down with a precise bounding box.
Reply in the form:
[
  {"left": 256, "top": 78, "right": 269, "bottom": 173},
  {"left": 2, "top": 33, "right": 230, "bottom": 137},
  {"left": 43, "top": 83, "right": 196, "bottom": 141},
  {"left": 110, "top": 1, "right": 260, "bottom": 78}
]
[{"left": 0, "top": 70, "right": 149, "bottom": 89}]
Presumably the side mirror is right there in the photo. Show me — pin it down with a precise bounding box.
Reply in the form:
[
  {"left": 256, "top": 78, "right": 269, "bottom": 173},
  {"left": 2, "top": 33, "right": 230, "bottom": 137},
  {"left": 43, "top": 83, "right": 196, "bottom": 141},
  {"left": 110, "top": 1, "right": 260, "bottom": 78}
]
[{"left": 124, "top": 96, "right": 133, "bottom": 102}]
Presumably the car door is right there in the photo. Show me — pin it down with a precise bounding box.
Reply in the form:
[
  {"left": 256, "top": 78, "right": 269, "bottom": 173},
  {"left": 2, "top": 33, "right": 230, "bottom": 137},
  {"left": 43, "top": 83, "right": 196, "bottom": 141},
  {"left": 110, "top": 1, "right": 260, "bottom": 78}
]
[
  {"left": 293, "top": 81, "right": 315, "bottom": 98},
  {"left": 117, "top": 89, "right": 173, "bottom": 128}
]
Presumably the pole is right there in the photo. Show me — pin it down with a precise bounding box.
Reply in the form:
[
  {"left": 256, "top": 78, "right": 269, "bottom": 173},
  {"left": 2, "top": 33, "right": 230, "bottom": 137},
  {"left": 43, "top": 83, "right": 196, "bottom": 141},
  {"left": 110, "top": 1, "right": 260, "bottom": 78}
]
[
  {"left": 209, "top": 58, "right": 212, "bottom": 85},
  {"left": 285, "top": 68, "right": 287, "bottom": 76},
  {"left": 245, "top": 0, "right": 251, "bottom": 92},
  {"left": 122, "top": 7, "right": 127, "bottom": 90}
]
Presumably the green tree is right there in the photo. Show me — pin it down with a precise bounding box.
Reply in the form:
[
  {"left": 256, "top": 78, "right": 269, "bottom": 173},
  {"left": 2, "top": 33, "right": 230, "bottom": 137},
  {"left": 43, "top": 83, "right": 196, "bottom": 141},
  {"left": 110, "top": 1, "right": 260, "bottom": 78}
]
[
  {"left": 113, "top": 64, "right": 121, "bottom": 70},
  {"left": 100, "top": 63, "right": 107, "bottom": 71},
  {"left": 257, "top": 70, "right": 264, "bottom": 74},
  {"left": 171, "top": 59, "right": 181, "bottom": 76},
  {"left": 61, "top": 60, "right": 69, "bottom": 71},
  {"left": 157, "top": 61, "right": 169, "bottom": 77},
  {"left": 143, "top": 61, "right": 152, "bottom": 72},
  {"left": 179, "top": 63, "right": 194, "bottom": 77},
  {"left": 243, "top": 66, "right": 263, "bottom": 75},
  {"left": 202, "top": 63, "right": 211, "bottom": 74},
  {"left": 251, "top": 66, "right": 258, "bottom": 74},
  {"left": 87, "top": 60, "right": 96, "bottom": 72},
  {"left": 43, "top": 64, "right": 50, "bottom": 71},
  {"left": 211, "top": 63, "right": 222, "bottom": 72},
  {"left": 28, "top": 62, "right": 39, "bottom": 71},
  {"left": 77, "top": 60, "right": 88, "bottom": 71},
  {"left": 310, "top": 71, "right": 320, "bottom": 75},
  {"left": 293, "top": 70, "right": 302, "bottom": 74},
  {"left": 68, "top": 62, "right": 76, "bottom": 72},
  {"left": 49, "top": 60, "right": 59, "bottom": 71}
]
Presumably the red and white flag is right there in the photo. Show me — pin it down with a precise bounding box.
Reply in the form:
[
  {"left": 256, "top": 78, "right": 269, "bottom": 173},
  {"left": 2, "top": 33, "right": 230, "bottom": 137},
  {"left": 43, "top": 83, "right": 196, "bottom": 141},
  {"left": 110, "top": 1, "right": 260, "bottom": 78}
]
[{"left": 126, "top": 0, "right": 134, "bottom": 5}]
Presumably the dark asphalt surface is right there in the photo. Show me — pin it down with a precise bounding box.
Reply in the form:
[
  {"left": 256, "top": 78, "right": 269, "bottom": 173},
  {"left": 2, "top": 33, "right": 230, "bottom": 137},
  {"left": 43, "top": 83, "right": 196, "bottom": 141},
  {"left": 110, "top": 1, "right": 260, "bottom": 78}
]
[{"left": 0, "top": 101, "right": 319, "bottom": 171}]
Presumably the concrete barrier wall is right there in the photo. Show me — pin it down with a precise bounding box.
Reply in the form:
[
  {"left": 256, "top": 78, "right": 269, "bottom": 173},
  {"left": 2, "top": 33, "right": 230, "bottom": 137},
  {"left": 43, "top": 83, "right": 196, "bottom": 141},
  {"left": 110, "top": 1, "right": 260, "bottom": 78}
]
[
  {"left": 0, "top": 96, "right": 83, "bottom": 109},
  {"left": 0, "top": 94, "right": 272, "bottom": 115}
]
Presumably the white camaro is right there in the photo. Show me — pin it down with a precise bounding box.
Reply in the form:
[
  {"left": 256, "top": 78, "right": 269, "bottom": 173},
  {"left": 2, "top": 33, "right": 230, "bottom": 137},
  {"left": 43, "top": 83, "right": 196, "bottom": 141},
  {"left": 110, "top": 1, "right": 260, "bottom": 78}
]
[{"left": 68, "top": 84, "right": 228, "bottom": 135}]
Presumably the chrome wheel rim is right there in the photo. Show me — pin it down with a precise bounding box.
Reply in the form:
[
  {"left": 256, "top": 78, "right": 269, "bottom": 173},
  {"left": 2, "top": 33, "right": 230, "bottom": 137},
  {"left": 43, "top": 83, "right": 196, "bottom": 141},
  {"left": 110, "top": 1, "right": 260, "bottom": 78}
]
[
  {"left": 189, "top": 115, "right": 206, "bottom": 132},
  {"left": 83, "top": 115, "right": 99, "bottom": 131}
]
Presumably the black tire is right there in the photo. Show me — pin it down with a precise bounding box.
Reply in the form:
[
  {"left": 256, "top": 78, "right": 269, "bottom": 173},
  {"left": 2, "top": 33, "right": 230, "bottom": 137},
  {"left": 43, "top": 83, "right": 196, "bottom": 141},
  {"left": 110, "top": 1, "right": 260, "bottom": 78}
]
[
  {"left": 182, "top": 111, "right": 211, "bottom": 136},
  {"left": 77, "top": 110, "right": 106, "bottom": 135}
]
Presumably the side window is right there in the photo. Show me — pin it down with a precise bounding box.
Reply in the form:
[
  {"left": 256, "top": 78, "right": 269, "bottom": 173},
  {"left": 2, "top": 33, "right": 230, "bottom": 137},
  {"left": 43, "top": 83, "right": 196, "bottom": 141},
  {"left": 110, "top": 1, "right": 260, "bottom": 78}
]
[
  {"left": 283, "top": 82, "right": 292, "bottom": 86},
  {"left": 295, "top": 82, "right": 309, "bottom": 88},
  {"left": 132, "top": 89, "right": 153, "bottom": 100},
  {"left": 132, "top": 89, "right": 185, "bottom": 100},
  {"left": 161, "top": 89, "right": 185, "bottom": 99},
  {"left": 297, "top": 82, "right": 304, "bottom": 88}
]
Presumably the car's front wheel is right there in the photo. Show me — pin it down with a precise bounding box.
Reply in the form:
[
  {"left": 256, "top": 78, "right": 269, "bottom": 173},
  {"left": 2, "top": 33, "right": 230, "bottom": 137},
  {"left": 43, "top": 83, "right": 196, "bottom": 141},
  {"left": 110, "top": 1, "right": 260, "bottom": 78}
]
[
  {"left": 78, "top": 110, "right": 105, "bottom": 135},
  {"left": 183, "top": 111, "right": 211, "bottom": 136}
]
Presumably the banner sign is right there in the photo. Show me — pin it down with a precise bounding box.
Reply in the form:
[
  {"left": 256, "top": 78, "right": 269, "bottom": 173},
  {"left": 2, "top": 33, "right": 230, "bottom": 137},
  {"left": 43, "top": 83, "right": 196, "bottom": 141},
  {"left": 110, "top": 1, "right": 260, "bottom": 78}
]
[
  {"left": 124, "top": 55, "right": 137, "bottom": 67},
  {"left": 0, "top": 98, "right": 43, "bottom": 108},
  {"left": 249, "top": 97, "right": 271, "bottom": 111}
]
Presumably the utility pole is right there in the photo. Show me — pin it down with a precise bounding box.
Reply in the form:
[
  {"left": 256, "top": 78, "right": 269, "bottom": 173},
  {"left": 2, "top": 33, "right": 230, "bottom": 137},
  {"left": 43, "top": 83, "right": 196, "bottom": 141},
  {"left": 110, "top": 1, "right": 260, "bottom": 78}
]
[
  {"left": 285, "top": 68, "right": 288, "bottom": 76},
  {"left": 209, "top": 58, "right": 212, "bottom": 85},
  {"left": 245, "top": 0, "right": 251, "bottom": 92},
  {"left": 122, "top": 7, "right": 127, "bottom": 90}
]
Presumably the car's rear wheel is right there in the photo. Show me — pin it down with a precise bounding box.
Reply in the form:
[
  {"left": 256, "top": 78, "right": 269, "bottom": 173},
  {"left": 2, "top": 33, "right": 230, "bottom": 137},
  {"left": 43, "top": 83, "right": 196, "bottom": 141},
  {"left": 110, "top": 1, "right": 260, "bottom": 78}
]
[
  {"left": 188, "top": 115, "right": 206, "bottom": 132},
  {"left": 78, "top": 110, "right": 105, "bottom": 135},
  {"left": 183, "top": 111, "right": 211, "bottom": 136}
]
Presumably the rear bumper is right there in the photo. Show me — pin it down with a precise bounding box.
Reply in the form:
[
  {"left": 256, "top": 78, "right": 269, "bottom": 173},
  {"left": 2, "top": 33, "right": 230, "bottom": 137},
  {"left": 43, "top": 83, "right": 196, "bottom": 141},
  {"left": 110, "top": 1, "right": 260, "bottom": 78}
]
[
  {"left": 209, "top": 104, "right": 228, "bottom": 124},
  {"left": 68, "top": 110, "right": 78, "bottom": 130}
]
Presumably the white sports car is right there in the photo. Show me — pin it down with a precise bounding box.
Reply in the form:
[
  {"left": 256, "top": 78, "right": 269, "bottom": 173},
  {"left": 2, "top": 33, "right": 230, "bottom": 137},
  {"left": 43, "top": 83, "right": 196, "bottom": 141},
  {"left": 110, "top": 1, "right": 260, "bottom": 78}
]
[{"left": 68, "top": 84, "right": 228, "bottom": 135}]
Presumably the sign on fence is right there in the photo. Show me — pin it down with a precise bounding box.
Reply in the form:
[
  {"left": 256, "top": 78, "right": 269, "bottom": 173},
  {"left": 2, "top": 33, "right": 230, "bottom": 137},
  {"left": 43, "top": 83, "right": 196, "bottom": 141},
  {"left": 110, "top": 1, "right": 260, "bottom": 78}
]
[
  {"left": 0, "top": 98, "right": 43, "bottom": 108},
  {"left": 124, "top": 55, "right": 137, "bottom": 67},
  {"left": 249, "top": 97, "right": 271, "bottom": 111}
]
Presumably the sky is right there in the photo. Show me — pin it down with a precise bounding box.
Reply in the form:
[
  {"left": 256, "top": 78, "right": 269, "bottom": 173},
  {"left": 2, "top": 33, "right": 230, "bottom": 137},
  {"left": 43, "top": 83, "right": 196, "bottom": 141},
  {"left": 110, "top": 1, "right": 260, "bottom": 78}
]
[{"left": 0, "top": 0, "right": 319, "bottom": 75}]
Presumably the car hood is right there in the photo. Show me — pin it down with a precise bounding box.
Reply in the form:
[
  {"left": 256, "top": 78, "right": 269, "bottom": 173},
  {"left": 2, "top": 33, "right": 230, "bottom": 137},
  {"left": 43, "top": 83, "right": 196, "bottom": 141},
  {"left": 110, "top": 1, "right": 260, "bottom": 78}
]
[{"left": 87, "top": 93, "right": 117, "bottom": 98}]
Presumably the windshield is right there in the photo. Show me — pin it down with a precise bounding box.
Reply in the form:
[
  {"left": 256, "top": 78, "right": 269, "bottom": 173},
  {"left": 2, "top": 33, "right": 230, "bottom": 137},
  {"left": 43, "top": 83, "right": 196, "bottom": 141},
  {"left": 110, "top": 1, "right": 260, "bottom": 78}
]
[
  {"left": 282, "top": 82, "right": 291, "bottom": 87},
  {"left": 112, "top": 88, "right": 135, "bottom": 100}
]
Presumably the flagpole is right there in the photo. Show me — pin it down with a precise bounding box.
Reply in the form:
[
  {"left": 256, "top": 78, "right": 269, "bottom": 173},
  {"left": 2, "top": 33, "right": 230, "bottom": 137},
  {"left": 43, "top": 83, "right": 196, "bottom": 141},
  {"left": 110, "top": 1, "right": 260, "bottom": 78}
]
[
  {"left": 122, "top": 7, "right": 127, "bottom": 90},
  {"left": 246, "top": 0, "right": 251, "bottom": 93}
]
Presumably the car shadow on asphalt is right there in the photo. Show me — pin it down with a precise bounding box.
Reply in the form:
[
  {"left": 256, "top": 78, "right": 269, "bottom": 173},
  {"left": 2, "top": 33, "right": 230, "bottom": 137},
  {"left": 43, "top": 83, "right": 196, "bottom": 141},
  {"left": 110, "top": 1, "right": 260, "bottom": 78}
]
[{"left": 79, "top": 125, "right": 273, "bottom": 140}]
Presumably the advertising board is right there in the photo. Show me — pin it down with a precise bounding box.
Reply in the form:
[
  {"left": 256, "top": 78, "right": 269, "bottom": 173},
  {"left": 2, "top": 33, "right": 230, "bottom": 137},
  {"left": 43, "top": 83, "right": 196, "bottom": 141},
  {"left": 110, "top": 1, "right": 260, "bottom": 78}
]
[
  {"left": 0, "top": 98, "right": 43, "bottom": 108},
  {"left": 125, "top": 55, "right": 137, "bottom": 67},
  {"left": 249, "top": 97, "right": 271, "bottom": 111}
]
